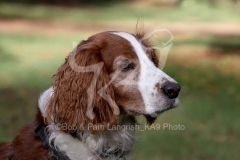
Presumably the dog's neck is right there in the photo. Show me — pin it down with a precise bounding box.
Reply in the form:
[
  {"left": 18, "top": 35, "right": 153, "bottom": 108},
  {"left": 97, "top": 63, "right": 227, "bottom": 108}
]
[
  {"left": 38, "top": 88, "right": 136, "bottom": 160},
  {"left": 46, "top": 115, "right": 136, "bottom": 160}
]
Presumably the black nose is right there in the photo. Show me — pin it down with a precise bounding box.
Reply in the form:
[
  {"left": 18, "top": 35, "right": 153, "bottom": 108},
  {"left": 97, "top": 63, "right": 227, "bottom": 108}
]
[{"left": 162, "top": 82, "right": 181, "bottom": 99}]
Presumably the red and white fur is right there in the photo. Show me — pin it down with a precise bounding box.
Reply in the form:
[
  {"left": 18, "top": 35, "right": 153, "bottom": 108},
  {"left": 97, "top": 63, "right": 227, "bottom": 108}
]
[{"left": 0, "top": 31, "right": 180, "bottom": 160}]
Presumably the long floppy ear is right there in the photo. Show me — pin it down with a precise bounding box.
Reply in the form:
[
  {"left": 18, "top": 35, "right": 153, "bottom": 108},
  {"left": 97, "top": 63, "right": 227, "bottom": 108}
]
[{"left": 46, "top": 39, "right": 119, "bottom": 133}]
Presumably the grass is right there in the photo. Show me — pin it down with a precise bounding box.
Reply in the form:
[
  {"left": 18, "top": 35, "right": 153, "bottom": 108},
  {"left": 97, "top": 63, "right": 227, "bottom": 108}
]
[
  {"left": 1, "top": 31, "right": 240, "bottom": 160},
  {"left": 0, "top": 1, "right": 240, "bottom": 160},
  {"left": 133, "top": 52, "right": 240, "bottom": 159}
]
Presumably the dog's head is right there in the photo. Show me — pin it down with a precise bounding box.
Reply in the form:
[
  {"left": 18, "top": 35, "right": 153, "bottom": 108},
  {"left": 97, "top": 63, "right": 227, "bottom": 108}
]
[{"left": 43, "top": 31, "right": 180, "bottom": 133}]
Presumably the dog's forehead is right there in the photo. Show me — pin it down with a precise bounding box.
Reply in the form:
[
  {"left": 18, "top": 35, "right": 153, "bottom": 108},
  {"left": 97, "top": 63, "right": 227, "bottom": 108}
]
[
  {"left": 110, "top": 32, "right": 145, "bottom": 50},
  {"left": 111, "top": 32, "right": 153, "bottom": 63}
]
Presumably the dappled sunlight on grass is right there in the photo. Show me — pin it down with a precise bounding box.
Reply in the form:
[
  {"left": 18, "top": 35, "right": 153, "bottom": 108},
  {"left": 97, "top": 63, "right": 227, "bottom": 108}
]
[{"left": 163, "top": 35, "right": 240, "bottom": 79}]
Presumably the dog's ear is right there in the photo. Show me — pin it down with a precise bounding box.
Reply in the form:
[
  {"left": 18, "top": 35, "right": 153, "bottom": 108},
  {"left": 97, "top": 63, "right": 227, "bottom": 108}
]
[{"left": 46, "top": 39, "right": 119, "bottom": 133}]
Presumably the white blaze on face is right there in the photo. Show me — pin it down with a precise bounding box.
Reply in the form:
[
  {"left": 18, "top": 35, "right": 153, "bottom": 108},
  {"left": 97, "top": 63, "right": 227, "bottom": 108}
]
[{"left": 112, "top": 32, "right": 177, "bottom": 115}]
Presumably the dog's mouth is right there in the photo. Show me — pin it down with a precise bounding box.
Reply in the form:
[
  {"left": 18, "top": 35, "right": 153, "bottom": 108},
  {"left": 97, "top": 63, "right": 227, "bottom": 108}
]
[
  {"left": 162, "top": 98, "right": 179, "bottom": 112},
  {"left": 150, "top": 98, "right": 179, "bottom": 117},
  {"left": 155, "top": 104, "right": 175, "bottom": 114},
  {"left": 119, "top": 97, "right": 179, "bottom": 118}
]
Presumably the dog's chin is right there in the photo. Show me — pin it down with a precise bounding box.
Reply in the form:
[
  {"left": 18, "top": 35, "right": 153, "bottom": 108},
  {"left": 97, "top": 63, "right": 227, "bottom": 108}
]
[{"left": 149, "top": 98, "right": 179, "bottom": 118}]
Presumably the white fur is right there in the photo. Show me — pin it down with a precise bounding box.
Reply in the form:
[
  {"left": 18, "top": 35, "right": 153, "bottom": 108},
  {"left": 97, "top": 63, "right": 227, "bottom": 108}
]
[
  {"left": 112, "top": 32, "right": 179, "bottom": 116},
  {"left": 38, "top": 90, "right": 135, "bottom": 160},
  {"left": 38, "top": 86, "right": 54, "bottom": 117},
  {"left": 37, "top": 32, "right": 180, "bottom": 160},
  {"left": 47, "top": 126, "right": 95, "bottom": 160},
  {"left": 47, "top": 118, "right": 135, "bottom": 160},
  {"left": 50, "top": 118, "right": 134, "bottom": 160}
]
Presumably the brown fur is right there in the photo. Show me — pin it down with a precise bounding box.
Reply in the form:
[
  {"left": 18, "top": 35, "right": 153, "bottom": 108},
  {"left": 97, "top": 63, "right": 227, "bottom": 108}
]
[
  {"left": 0, "top": 142, "right": 13, "bottom": 160},
  {"left": 46, "top": 31, "right": 159, "bottom": 133},
  {"left": 0, "top": 123, "right": 49, "bottom": 160},
  {"left": 46, "top": 36, "right": 119, "bottom": 133},
  {"left": 0, "top": 30, "right": 162, "bottom": 159}
]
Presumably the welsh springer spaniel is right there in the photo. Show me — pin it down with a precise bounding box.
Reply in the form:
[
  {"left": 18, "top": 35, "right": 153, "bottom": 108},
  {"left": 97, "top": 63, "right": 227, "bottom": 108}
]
[{"left": 0, "top": 31, "right": 180, "bottom": 160}]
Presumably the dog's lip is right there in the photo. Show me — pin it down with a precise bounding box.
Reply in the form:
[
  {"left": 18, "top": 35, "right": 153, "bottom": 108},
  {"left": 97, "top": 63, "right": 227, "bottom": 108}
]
[
  {"left": 156, "top": 105, "right": 175, "bottom": 114},
  {"left": 155, "top": 99, "right": 179, "bottom": 114},
  {"left": 148, "top": 105, "right": 176, "bottom": 118}
]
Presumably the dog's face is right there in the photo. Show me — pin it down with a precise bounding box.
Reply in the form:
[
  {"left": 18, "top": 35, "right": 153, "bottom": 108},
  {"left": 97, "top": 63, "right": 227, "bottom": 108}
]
[
  {"left": 44, "top": 31, "right": 180, "bottom": 132},
  {"left": 98, "top": 32, "right": 180, "bottom": 118}
]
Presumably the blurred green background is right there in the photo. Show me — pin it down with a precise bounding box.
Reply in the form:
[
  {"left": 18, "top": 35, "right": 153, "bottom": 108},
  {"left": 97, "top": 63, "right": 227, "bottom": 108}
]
[{"left": 0, "top": 0, "right": 240, "bottom": 159}]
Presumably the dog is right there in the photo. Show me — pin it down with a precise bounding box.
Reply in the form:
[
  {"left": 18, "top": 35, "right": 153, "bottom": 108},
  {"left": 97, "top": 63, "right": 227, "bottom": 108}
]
[{"left": 0, "top": 31, "right": 180, "bottom": 160}]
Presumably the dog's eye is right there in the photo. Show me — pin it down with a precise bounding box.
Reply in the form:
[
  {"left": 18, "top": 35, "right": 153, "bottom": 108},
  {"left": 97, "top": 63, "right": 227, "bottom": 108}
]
[{"left": 119, "top": 60, "right": 134, "bottom": 71}]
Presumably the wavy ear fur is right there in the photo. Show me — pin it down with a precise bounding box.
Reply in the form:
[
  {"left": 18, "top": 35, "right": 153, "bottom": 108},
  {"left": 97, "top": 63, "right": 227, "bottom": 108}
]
[{"left": 46, "top": 39, "right": 119, "bottom": 133}]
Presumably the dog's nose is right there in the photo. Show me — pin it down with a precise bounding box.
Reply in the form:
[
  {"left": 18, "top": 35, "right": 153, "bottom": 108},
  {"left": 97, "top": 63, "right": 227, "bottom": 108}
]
[{"left": 162, "top": 82, "right": 181, "bottom": 99}]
